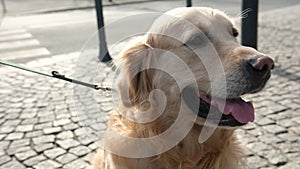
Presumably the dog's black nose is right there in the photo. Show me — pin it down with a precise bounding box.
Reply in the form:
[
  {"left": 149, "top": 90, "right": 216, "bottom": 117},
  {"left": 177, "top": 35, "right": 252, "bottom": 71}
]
[
  {"left": 249, "top": 55, "right": 274, "bottom": 71},
  {"left": 246, "top": 55, "right": 274, "bottom": 92}
]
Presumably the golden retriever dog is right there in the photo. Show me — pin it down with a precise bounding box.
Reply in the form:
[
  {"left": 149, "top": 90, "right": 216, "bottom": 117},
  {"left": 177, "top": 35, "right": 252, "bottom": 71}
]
[{"left": 91, "top": 7, "right": 274, "bottom": 169}]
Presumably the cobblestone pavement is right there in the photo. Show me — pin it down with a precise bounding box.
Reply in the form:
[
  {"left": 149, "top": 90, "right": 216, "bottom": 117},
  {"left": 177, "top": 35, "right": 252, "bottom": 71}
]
[{"left": 0, "top": 5, "right": 299, "bottom": 169}]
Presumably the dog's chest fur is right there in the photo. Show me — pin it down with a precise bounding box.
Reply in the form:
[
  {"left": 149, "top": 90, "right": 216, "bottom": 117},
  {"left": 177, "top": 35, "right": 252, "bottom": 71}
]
[{"left": 92, "top": 115, "right": 244, "bottom": 169}]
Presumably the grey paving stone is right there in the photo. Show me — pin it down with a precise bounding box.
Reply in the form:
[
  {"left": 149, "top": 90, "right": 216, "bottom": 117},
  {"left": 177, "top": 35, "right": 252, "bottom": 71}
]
[
  {"left": 34, "top": 122, "right": 52, "bottom": 130},
  {"left": 4, "top": 132, "right": 24, "bottom": 140},
  {"left": 0, "top": 159, "right": 26, "bottom": 169},
  {"left": 53, "top": 119, "right": 71, "bottom": 126},
  {"left": 23, "top": 155, "right": 46, "bottom": 167},
  {"left": 77, "top": 136, "right": 94, "bottom": 146},
  {"left": 276, "top": 119, "right": 297, "bottom": 128},
  {"left": 90, "top": 123, "right": 107, "bottom": 131},
  {"left": 246, "top": 127, "right": 264, "bottom": 137},
  {"left": 8, "top": 97, "right": 23, "bottom": 103},
  {"left": 37, "top": 111, "right": 54, "bottom": 118},
  {"left": 57, "top": 139, "right": 80, "bottom": 149},
  {"left": 39, "top": 115, "right": 56, "bottom": 123},
  {"left": 19, "top": 113, "right": 37, "bottom": 119},
  {"left": 261, "top": 104, "right": 288, "bottom": 116},
  {"left": 258, "top": 134, "right": 283, "bottom": 144},
  {"left": 0, "top": 119, "right": 4, "bottom": 126},
  {"left": 278, "top": 162, "right": 300, "bottom": 169},
  {"left": 56, "top": 131, "right": 74, "bottom": 140},
  {"left": 4, "top": 113, "right": 20, "bottom": 120},
  {"left": 2, "top": 119, "right": 21, "bottom": 126},
  {"left": 266, "top": 150, "right": 288, "bottom": 166},
  {"left": 9, "top": 138, "right": 30, "bottom": 148},
  {"left": 88, "top": 142, "right": 99, "bottom": 151},
  {"left": 262, "top": 125, "right": 287, "bottom": 135},
  {"left": 33, "top": 159, "right": 62, "bottom": 169},
  {"left": 278, "top": 142, "right": 300, "bottom": 154},
  {"left": 247, "top": 142, "right": 272, "bottom": 153},
  {"left": 260, "top": 167, "right": 276, "bottom": 169},
  {"left": 43, "top": 127, "right": 62, "bottom": 134},
  {"left": 25, "top": 130, "right": 43, "bottom": 138},
  {"left": 82, "top": 152, "right": 95, "bottom": 163},
  {"left": 56, "top": 113, "right": 71, "bottom": 119},
  {"left": 33, "top": 143, "right": 54, "bottom": 153},
  {"left": 21, "top": 118, "right": 38, "bottom": 125},
  {"left": 32, "top": 135, "right": 55, "bottom": 144},
  {"left": 15, "top": 149, "right": 37, "bottom": 161},
  {"left": 291, "top": 116, "right": 300, "bottom": 124},
  {"left": 56, "top": 153, "right": 77, "bottom": 164},
  {"left": 15, "top": 125, "right": 34, "bottom": 132},
  {"left": 246, "top": 156, "right": 269, "bottom": 169},
  {"left": 44, "top": 147, "right": 66, "bottom": 159},
  {"left": 285, "top": 152, "right": 300, "bottom": 162},
  {"left": 6, "top": 146, "right": 31, "bottom": 156},
  {"left": 22, "top": 108, "right": 39, "bottom": 115},
  {"left": 289, "top": 126, "right": 300, "bottom": 135},
  {"left": 21, "top": 103, "right": 35, "bottom": 109},
  {"left": 255, "top": 118, "right": 275, "bottom": 126},
  {"left": 0, "top": 155, "right": 11, "bottom": 165},
  {"left": 6, "top": 108, "right": 21, "bottom": 114},
  {"left": 63, "top": 123, "right": 79, "bottom": 130},
  {"left": 74, "top": 128, "right": 86, "bottom": 137},
  {"left": 69, "top": 145, "right": 91, "bottom": 157},
  {"left": 0, "top": 141, "right": 10, "bottom": 151},
  {"left": 0, "top": 125, "right": 15, "bottom": 134},
  {"left": 23, "top": 98, "right": 37, "bottom": 104},
  {"left": 273, "top": 110, "right": 294, "bottom": 120},
  {"left": 278, "top": 133, "right": 299, "bottom": 142}
]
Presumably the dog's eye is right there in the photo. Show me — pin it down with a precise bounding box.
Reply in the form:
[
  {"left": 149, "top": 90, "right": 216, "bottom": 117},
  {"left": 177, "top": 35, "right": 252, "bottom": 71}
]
[{"left": 232, "top": 28, "right": 239, "bottom": 37}]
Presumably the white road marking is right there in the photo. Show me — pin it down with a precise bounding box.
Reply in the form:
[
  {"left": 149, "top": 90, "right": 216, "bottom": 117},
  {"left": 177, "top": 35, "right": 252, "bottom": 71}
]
[
  {"left": 0, "top": 29, "right": 27, "bottom": 36},
  {"left": 28, "top": 20, "right": 93, "bottom": 29},
  {"left": 1, "top": 48, "right": 50, "bottom": 60},
  {"left": 0, "top": 33, "right": 33, "bottom": 42},
  {"left": 0, "top": 39, "right": 40, "bottom": 50}
]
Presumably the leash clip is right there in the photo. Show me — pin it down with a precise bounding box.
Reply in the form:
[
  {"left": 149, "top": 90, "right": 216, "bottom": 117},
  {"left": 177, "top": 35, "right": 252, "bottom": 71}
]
[
  {"left": 52, "top": 71, "right": 72, "bottom": 82},
  {"left": 51, "top": 71, "right": 111, "bottom": 91}
]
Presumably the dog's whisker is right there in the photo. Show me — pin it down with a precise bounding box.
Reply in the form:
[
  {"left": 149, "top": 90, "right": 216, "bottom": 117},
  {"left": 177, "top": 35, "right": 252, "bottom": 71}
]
[{"left": 235, "top": 8, "right": 253, "bottom": 19}]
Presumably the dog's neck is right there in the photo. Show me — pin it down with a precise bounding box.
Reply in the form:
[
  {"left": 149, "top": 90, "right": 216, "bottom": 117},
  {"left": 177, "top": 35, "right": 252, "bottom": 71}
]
[{"left": 180, "top": 125, "right": 236, "bottom": 167}]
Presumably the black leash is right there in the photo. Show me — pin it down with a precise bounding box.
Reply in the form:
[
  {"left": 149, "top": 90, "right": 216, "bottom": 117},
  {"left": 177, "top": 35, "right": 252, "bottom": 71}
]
[{"left": 0, "top": 60, "right": 112, "bottom": 91}]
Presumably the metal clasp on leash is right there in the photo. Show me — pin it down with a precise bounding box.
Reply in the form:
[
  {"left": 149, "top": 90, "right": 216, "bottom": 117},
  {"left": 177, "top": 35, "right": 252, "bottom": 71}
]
[{"left": 52, "top": 71, "right": 111, "bottom": 91}]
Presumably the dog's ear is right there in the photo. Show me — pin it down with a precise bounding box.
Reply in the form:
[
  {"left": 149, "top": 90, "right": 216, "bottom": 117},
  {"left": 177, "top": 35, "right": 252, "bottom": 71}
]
[{"left": 116, "top": 43, "right": 156, "bottom": 109}]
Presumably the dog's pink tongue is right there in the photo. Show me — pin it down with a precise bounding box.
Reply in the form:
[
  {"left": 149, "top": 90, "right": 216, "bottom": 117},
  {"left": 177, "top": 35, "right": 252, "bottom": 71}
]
[{"left": 213, "top": 98, "right": 254, "bottom": 123}]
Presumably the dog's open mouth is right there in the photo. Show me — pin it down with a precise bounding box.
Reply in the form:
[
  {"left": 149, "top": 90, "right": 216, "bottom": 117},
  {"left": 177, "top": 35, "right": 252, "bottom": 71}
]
[{"left": 182, "top": 87, "right": 254, "bottom": 127}]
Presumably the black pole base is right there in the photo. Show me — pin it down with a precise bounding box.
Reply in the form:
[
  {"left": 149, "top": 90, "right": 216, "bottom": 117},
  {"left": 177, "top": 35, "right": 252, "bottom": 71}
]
[
  {"left": 99, "top": 53, "right": 112, "bottom": 63},
  {"left": 186, "top": 0, "right": 192, "bottom": 7}
]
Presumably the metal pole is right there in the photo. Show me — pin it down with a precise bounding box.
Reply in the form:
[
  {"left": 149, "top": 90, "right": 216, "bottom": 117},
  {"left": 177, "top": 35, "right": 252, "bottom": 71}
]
[
  {"left": 241, "top": 0, "right": 258, "bottom": 49},
  {"left": 95, "top": 0, "right": 111, "bottom": 62},
  {"left": 1, "top": 0, "right": 6, "bottom": 14},
  {"left": 186, "top": 0, "right": 192, "bottom": 7}
]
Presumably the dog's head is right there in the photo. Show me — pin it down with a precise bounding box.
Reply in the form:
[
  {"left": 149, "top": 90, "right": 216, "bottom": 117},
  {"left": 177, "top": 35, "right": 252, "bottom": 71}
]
[{"left": 113, "top": 7, "right": 274, "bottom": 128}]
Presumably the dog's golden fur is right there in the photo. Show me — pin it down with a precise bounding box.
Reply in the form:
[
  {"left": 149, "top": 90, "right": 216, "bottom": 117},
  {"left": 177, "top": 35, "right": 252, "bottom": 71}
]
[{"left": 90, "top": 7, "right": 271, "bottom": 169}]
